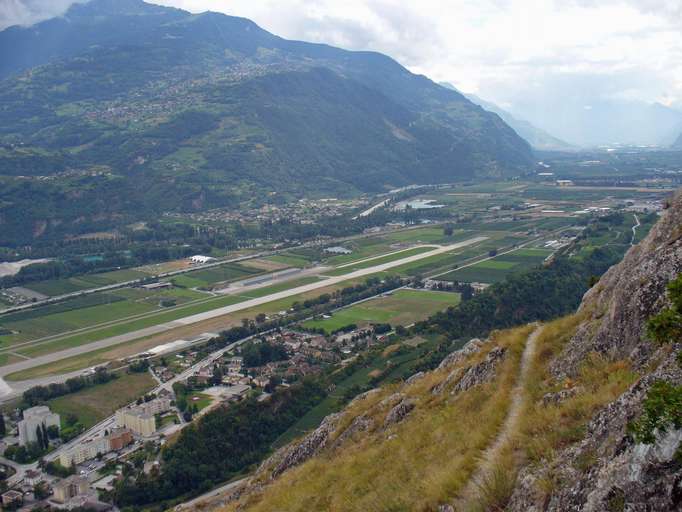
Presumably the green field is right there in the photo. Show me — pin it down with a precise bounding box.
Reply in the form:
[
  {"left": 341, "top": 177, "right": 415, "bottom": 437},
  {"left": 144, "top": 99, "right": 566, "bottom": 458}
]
[
  {"left": 187, "top": 392, "right": 213, "bottom": 411},
  {"left": 324, "top": 246, "right": 438, "bottom": 276},
  {"left": 13, "top": 293, "right": 250, "bottom": 359},
  {"left": 49, "top": 371, "right": 156, "bottom": 430},
  {"left": 0, "top": 287, "right": 210, "bottom": 347},
  {"left": 266, "top": 254, "right": 312, "bottom": 268},
  {"left": 26, "top": 269, "right": 151, "bottom": 297},
  {"left": 440, "top": 248, "right": 552, "bottom": 284},
  {"left": 169, "top": 263, "right": 262, "bottom": 289},
  {"left": 302, "top": 289, "right": 461, "bottom": 334},
  {"left": 239, "top": 276, "right": 324, "bottom": 298}
]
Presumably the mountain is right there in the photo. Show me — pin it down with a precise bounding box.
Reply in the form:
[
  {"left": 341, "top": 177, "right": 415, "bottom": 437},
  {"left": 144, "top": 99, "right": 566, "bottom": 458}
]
[
  {"left": 0, "top": 0, "right": 532, "bottom": 246},
  {"left": 506, "top": 95, "right": 682, "bottom": 147},
  {"left": 673, "top": 132, "right": 682, "bottom": 149},
  {"left": 213, "top": 189, "right": 682, "bottom": 511},
  {"left": 439, "top": 82, "right": 573, "bottom": 150}
]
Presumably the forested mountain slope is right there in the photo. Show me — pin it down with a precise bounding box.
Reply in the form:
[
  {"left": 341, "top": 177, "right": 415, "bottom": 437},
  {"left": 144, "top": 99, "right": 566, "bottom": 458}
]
[
  {"left": 214, "top": 190, "right": 682, "bottom": 512},
  {"left": 0, "top": 0, "right": 532, "bottom": 245}
]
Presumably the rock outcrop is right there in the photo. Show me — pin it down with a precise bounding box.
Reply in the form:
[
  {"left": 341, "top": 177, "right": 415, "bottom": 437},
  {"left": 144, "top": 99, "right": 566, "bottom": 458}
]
[
  {"left": 450, "top": 346, "right": 506, "bottom": 396},
  {"left": 508, "top": 190, "right": 682, "bottom": 511},
  {"left": 552, "top": 191, "right": 682, "bottom": 378}
]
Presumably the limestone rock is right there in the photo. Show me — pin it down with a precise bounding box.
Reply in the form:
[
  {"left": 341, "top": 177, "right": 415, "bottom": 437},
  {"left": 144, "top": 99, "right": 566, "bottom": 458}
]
[
  {"left": 451, "top": 346, "right": 506, "bottom": 396},
  {"left": 383, "top": 398, "right": 416, "bottom": 428}
]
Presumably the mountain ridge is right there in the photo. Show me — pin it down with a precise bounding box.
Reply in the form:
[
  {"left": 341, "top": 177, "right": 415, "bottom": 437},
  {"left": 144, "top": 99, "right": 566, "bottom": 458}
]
[
  {"left": 0, "top": 0, "right": 533, "bottom": 246},
  {"left": 439, "top": 82, "right": 574, "bottom": 151}
]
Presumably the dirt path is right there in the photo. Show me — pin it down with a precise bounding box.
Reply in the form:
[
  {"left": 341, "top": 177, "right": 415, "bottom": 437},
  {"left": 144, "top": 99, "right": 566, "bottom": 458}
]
[{"left": 453, "top": 324, "right": 543, "bottom": 510}]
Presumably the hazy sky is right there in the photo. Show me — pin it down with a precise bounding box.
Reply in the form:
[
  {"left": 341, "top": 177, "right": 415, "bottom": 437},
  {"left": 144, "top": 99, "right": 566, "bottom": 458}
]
[{"left": 2, "top": 0, "right": 681, "bottom": 112}]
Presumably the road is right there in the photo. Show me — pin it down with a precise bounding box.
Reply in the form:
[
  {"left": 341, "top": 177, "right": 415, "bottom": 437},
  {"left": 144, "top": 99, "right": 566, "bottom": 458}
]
[
  {"left": 631, "top": 214, "right": 641, "bottom": 246},
  {"left": 0, "top": 237, "right": 486, "bottom": 398}
]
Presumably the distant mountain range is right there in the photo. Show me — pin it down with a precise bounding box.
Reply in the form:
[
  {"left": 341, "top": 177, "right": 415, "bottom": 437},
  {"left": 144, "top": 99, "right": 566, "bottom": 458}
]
[
  {"left": 673, "top": 132, "right": 682, "bottom": 149},
  {"left": 439, "top": 83, "right": 573, "bottom": 151},
  {"left": 0, "top": 0, "right": 532, "bottom": 245},
  {"left": 505, "top": 95, "right": 682, "bottom": 148}
]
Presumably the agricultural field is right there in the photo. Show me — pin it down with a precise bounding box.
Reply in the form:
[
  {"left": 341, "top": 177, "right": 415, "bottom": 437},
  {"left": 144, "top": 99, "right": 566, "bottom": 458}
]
[
  {"left": 239, "top": 276, "right": 325, "bottom": 299},
  {"left": 169, "top": 263, "right": 263, "bottom": 289},
  {"left": 302, "top": 289, "right": 461, "bottom": 334},
  {"left": 25, "top": 268, "right": 152, "bottom": 297},
  {"left": 48, "top": 371, "right": 156, "bottom": 430},
  {"left": 440, "top": 248, "right": 552, "bottom": 284},
  {"left": 323, "top": 246, "right": 438, "bottom": 276},
  {"left": 0, "top": 286, "right": 210, "bottom": 346}
]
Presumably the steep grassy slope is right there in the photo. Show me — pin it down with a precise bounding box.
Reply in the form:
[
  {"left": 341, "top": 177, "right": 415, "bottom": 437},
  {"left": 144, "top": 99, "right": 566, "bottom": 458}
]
[{"left": 212, "top": 191, "right": 682, "bottom": 512}]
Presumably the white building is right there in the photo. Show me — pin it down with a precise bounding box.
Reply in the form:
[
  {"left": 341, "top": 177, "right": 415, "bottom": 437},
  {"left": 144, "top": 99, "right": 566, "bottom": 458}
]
[
  {"left": 189, "top": 255, "right": 215, "bottom": 264},
  {"left": 115, "top": 398, "right": 172, "bottom": 437},
  {"left": 18, "top": 406, "right": 60, "bottom": 446},
  {"left": 324, "top": 246, "right": 352, "bottom": 255}
]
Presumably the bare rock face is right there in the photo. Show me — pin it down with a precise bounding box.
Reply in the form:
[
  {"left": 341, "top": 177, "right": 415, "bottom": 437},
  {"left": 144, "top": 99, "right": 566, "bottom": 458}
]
[
  {"left": 508, "top": 351, "right": 682, "bottom": 512},
  {"left": 432, "top": 367, "right": 464, "bottom": 395},
  {"left": 270, "top": 412, "right": 343, "bottom": 479},
  {"left": 383, "top": 398, "right": 416, "bottom": 428},
  {"left": 542, "top": 386, "right": 585, "bottom": 406},
  {"left": 437, "top": 338, "right": 485, "bottom": 370},
  {"left": 331, "top": 414, "right": 374, "bottom": 449},
  {"left": 552, "top": 191, "right": 682, "bottom": 378},
  {"left": 451, "top": 346, "right": 506, "bottom": 396},
  {"left": 406, "top": 371, "right": 425, "bottom": 384}
]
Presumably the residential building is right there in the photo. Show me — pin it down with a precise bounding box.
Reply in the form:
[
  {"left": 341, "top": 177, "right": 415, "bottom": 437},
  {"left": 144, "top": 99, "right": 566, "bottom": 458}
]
[
  {"left": 18, "top": 406, "right": 60, "bottom": 446},
  {"left": 52, "top": 476, "right": 89, "bottom": 503},
  {"left": 115, "top": 397, "right": 170, "bottom": 436},
  {"left": 59, "top": 428, "right": 133, "bottom": 467},
  {"left": 108, "top": 427, "right": 134, "bottom": 451},
  {"left": 1, "top": 490, "right": 23, "bottom": 508},
  {"left": 59, "top": 436, "right": 109, "bottom": 467}
]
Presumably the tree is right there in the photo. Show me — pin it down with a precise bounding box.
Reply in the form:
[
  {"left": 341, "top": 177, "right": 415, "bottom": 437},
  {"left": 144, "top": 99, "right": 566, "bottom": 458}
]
[
  {"left": 0, "top": 414, "right": 5, "bottom": 437},
  {"left": 443, "top": 224, "right": 455, "bottom": 237},
  {"left": 255, "top": 313, "right": 267, "bottom": 324},
  {"left": 36, "top": 426, "right": 45, "bottom": 451},
  {"left": 41, "top": 423, "right": 49, "bottom": 448}
]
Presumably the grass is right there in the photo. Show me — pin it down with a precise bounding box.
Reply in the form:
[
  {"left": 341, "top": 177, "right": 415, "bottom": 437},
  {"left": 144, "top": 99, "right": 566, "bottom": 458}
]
[
  {"left": 187, "top": 392, "right": 213, "bottom": 411},
  {"left": 266, "top": 254, "right": 312, "bottom": 268},
  {"left": 26, "top": 269, "right": 150, "bottom": 297},
  {"left": 302, "top": 289, "right": 461, "bottom": 334},
  {"left": 5, "top": 278, "right": 369, "bottom": 381},
  {"left": 13, "top": 294, "right": 250, "bottom": 359},
  {"left": 323, "top": 246, "right": 438, "bottom": 276},
  {"left": 170, "top": 263, "right": 262, "bottom": 289},
  {"left": 0, "top": 286, "right": 212, "bottom": 347},
  {"left": 48, "top": 371, "right": 156, "bottom": 430},
  {"left": 239, "top": 277, "right": 323, "bottom": 298},
  {"left": 440, "top": 249, "right": 551, "bottom": 284},
  {"left": 461, "top": 314, "right": 639, "bottom": 511},
  {"left": 230, "top": 326, "right": 532, "bottom": 512}
]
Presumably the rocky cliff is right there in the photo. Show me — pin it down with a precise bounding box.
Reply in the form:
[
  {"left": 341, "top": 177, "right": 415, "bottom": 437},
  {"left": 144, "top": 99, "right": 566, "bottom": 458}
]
[{"left": 506, "top": 193, "right": 682, "bottom": 510}]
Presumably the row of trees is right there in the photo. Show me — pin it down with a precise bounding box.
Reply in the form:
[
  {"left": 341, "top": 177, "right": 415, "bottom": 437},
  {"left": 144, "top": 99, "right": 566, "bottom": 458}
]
[{"left": 22, "top": 368, "right": 115, "bottom": 407}]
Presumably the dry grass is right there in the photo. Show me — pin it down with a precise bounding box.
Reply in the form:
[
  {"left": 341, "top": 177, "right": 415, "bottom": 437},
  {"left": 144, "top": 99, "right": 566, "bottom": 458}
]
[
  {"left": 226, "top": 326, "right": 533, "bottom": 512},
  {"left": 466, "top": 313, "right": 640, "bottom": 508}
]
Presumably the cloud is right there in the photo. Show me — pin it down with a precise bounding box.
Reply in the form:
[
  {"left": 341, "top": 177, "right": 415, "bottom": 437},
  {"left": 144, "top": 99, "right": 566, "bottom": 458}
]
[
  {"left": 0, "top": 0, "right": 86, "bottom": 30},
  {"left": 2, "top": 0, "right": 681, "bottom": 121}
]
